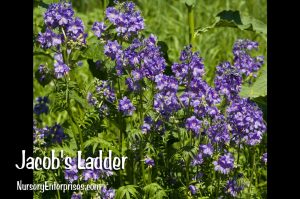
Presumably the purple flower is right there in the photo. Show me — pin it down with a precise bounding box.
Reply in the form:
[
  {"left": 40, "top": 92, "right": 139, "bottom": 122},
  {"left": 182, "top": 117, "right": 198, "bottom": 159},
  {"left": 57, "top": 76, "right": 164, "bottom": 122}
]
[
  {"left": 261, "top": 153, "right": 267, "bottom": 165},
  {"left": 71, "top": 192, "right": 82, "bottom": 199},
  {"left": 104, "top": 40, "right": 122, "bottom": 60},
  {"left": 53, "top": 53, "right": 70, "bottom": 78},
  {"left": 191, "top": 153, "right": 203, "bottom": 166},
  {"left": 65, "top": 158, "right": 85, "bottom": 183},
  {"left": 92, "top": 21, "right": 106, "bottom": 38},
  {"left": 37, "top": 28, "right": 62, "bottom": 49},
  {"left": 67, "top": 17, "right": 87, "bottom": 44},
  {"left": 33, "top": 96, "right": 49, "bottom": 115},
  {"left": 199, "top": 144, "right": 214, "bottom": 157},
  {"left": 154, "top": 92, "right": 180, "bottom": 116},
  {"left": 226, "top": 98, "right": 266, "bottom": 145},
  {"left": 145, "top": 157, "right": 155, "bottom": 167},
  {"left": 155, "top": 74, "right": 178, "bottom": 93},
  {"left": 105, "top": 2, "right": 144, "bottom": 37},
  {"left": 189, "top": 185, "right": 197, "bottom": 195},
  {"left": 87, "top": 92, "right": 98, "bottom": 106},
  {"left": 95, "top": 80, "right": 116, "bottom": 103},
  {"left": 172, "top": 45, "right": 205, "bottom": 83},
  {"left": 233, "top": 39, "right": 264, "bottom": 77},
  {"left": 225, "top": 179, "right": 244, "bottom": 197},
  {"left": 100, "top": 186, "right": 115, "bottom": 199},
  {"left": 141, "top": 116, "right": 153, "bottom": 134},
  {"left": 207, "top": 116, "right": 230, "bottom": 144},
  {"left": 118, "top": 96, "right": 135, "bottom": 116},
  {"left": 213, "top": 153, "right": 235, "bottom": 174},
  {"left": 185, "top": 116, "right": 202, "bottom": 135},
  {"left": 214, "top": 62, "right": 242, "bottom": 100},
  {"left": 43, "top": 2, "right": 74, "bottom": 28}
]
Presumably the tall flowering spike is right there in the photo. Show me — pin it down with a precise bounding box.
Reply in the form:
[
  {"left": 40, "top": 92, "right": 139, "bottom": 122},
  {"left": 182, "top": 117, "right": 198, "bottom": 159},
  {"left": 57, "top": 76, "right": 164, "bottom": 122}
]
[
  {"left": 172, "top": 45, "right": 205, "bottom": 83},
  {"left": 214, "top": 61, "right": 242, "bottom": 100},
  {"left": 233, "top": 39, "right": 264, "bottom": 77},
  {"left": 92, "top": 21, "right": 106, "bottom": 38},
  {"left": 105, "top": 1, "right": 144, "bottom": 38},
  {"left": 226, "top": 98, "right": 266, "bottom": 146},
  {"left": 185, "top": 116, "right": 202, "bottom": 136},
  {"left": 225, "top": 179, "right": 244, "bottom": 197},
  {"left": 213, "top": 153, "right": 235, "bottom": 174},
  {"left": 33, "top": 96, "right": 49, "bottom": 115},
  {"left": 53, "top": 53, "right": 70, "bottom": 78},
  {"left": 118, "top": 96, "right": 135, "bottom": 116},
  {"left": 100, "top": 186, "right": 116, "bottom": 199}
]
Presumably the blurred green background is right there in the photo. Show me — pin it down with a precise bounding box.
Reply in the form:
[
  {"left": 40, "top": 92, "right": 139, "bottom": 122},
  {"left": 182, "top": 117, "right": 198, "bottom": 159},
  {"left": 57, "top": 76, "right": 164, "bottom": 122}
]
[{"left": 33, "top": 0, "right": 266, "bottom": 124}]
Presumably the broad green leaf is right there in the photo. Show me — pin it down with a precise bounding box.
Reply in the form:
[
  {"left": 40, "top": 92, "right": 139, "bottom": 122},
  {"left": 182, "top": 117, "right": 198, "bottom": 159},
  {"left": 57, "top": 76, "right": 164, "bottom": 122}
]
[
  {"left": 81, "top": 42, "right": 104, "bottom": 61},
  {"left": 195, "top": 10, "right": 266, "bottom": 36},
  {"left": 240, "top": 65, "right": 267, "bottom": 98}
]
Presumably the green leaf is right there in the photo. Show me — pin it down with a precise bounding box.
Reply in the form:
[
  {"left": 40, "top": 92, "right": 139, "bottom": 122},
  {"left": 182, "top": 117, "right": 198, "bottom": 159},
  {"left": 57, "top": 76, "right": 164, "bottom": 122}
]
[
  {"left": 81, "top": 42, "right": 104, "bottom": 61},
  {"left": 143, "top": 183, "right": 168, "bottom": 199},
  {"left": 115, "top": 185, "right": 140, "bottom": 199},
  {"left": 240, "top": 65, "right": 267, "bottom": 98},
  {"left": 195, "top": 10, "right": 266, "bottom": 36}
]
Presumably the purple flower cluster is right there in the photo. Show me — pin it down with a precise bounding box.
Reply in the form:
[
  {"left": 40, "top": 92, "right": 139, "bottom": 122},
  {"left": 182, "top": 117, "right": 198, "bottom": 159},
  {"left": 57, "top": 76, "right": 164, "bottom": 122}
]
[
  {"left": 104, "top": 40, "right": 122, "bottom": 60},
  {"left": 214, "top": 61, "right": 242, "bottom": 100},
  {"left": 33, "top": 96, "right": 49, "bottom": 115},
  {"left": 71, "top": 192, "right": 82, "bottom": 199},
  {"left": 37, "top": 64, "right": 51, "bottom": 82},
  {"left": 225, "top": 179, "right": 244, "bottom": 197},
  {"left": 105, "top": 1, "right": 144, "bottom": 38},
  {"left": 185, "top": 116, "right": 202, "bottom": 136},
  {"left": 118, "top": 96, "right": 135, "bottom": 116},
  {"left": 141, "top": 116, "right": 153, "bottom": 134},
  {"left": 233, "top": 39, "right": 264, "bottom": 77},
  {"left": 191, "top": 153, "right": 203, "bottom": 166},
  {"left": 39, "top": 2, "right": 87, "bottom": 47},
  {"left": 37, "top": 28, "right": 62, "bottom": 49},
  {"left": 207, "top": 116, "right": 230, "bottom": 144},
  {"left": 64, "top": 158, "right": 85, "bottom": 183},
  {"left": 227, "top": 98, "right": 266, "bottom": 145},
  {"left": 171, "top": 45, "right": 205, "bottom": 84},
  {"left": 92, "top": 22, "right": 106, "bottom": 38},
  {"left": 82, "top": 168, "right": 113, "bottom": 181},
  {"left": 213, "top": 153, "right": 235, "bottom": 174},
  {"left": 53, "top": 53, "right": 70, "bottom": 78},
  {"left": 95, "top": 80, "right": 116, "bottom": 103},
  {"left": 100, "top": 186, "right": 116, "bottom": 199}
]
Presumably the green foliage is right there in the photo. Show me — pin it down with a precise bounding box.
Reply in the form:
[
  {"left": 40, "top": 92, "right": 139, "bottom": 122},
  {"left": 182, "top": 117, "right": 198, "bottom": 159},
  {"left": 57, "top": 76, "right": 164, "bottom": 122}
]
[
  {"left": 195, "top": 10, "right": 267, "bottom": 37},
  {"left": 143, "top": 183, "right": 168, "bottom": 199},
  {"left": 240, "top": 64, "right": 267, "bottom": 98},
  {"left": 115, "top": 185, "right": 141, "bottom": 199}
]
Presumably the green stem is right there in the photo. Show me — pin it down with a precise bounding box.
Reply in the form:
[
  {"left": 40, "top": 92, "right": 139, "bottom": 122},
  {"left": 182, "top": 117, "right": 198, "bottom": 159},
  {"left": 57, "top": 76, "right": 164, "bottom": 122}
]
[
  {"left": 248, "top": 147, "right": 256, "bottom": 195},
  {"left": 187, "top": 5, "right": 195, "bottom": 48}
]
